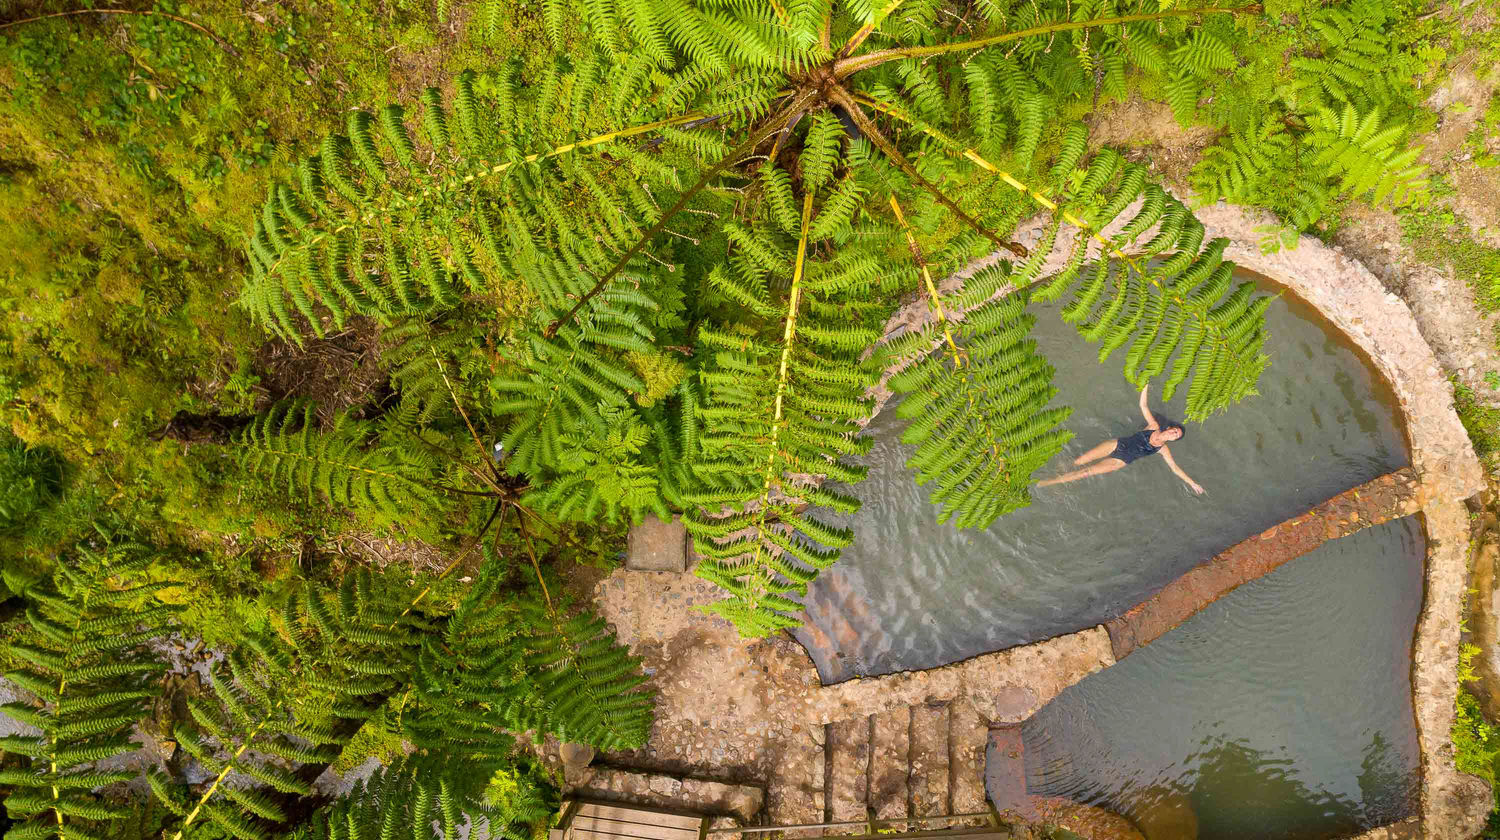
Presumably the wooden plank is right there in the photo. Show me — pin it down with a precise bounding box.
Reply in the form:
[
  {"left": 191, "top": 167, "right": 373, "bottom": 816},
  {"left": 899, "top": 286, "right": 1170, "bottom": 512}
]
[
  {"left": 571, "top": 815, "right": 702, "bottom": 840},
  {"left": 577, "top": 804, "right": 704, "bottom": 830},
  {"left": 571, "top": 815, "right": 701, "bottom": 838},
  {"left": 574, "top": 828, "right": 668, "bottom": 840},
  {"left": 570, "top": 825, "right": 701, "bottom": 840},
  {"left": 559, "top": 799, "right": 584, "bottom": 840},
  {"left": 570, "top": 823, "right": 696, "bottom": 840}
]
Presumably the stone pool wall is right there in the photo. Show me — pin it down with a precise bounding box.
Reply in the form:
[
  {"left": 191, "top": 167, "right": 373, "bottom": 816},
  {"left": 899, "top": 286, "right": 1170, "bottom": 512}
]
[{"left": 596, "top": 199, "right": 1489, "bottom": 839}]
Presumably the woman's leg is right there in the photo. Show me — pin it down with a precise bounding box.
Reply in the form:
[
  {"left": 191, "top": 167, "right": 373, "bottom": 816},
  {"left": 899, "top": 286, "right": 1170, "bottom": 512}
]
[
  {"left": 1072, "top": 439, "right": 1120, "bottom": 466},
  {"left": 1037, "top": 458, "right": 1127, "bottom": 486}
]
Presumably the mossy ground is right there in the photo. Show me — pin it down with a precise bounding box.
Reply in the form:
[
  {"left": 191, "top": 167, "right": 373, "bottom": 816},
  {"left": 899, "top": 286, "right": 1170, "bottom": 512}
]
[{"left": 0, "top": 1, "right": 559, "bottom": 599}]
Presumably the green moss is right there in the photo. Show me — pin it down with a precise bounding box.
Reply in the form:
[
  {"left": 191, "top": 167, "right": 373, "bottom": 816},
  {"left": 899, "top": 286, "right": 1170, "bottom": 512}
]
[
  {"left": 1454, "top": 380, "right": 1500, "bottom": 458},
  {"left": 0, "top": 0, "right": 540, "bottom": 599},
  {"left": 331, "top": 715, "right": 410, "bottom": 774},
  {"left": 1402, "top": 208, "right": 1500, "bottom": 316}
]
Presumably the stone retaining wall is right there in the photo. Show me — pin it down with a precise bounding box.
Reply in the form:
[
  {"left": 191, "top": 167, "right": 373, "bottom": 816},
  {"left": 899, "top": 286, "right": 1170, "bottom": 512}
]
[{"left": 809, "top": 627, "right": 1115, "bottom": 725}]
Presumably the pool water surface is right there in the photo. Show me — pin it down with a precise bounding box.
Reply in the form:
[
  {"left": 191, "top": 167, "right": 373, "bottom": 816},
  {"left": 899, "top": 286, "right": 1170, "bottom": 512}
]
[
  {"left": 793, "top": 274, "right": 1410, "bottom": 682},
  {"left": 1017, "top": 516, "right": 1425, "bottom": 838}
]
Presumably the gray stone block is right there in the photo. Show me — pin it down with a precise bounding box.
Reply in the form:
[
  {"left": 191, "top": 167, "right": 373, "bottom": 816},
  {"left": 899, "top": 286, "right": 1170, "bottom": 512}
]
[{"left": 627, "top": 515, "right": 687, "bottom": 572}]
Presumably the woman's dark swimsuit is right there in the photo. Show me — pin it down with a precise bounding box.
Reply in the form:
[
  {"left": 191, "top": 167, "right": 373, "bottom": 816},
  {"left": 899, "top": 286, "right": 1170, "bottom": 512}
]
[{"left": 1110, "top": 429, "right": 1161, "bottom": 465}]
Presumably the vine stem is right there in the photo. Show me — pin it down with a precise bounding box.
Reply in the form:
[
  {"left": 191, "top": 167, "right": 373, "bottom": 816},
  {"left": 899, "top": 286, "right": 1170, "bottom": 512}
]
[
  {"left": 854, "top": 93, "right": 1130, "bottom": 262},
  {"left": 834, "top": 4, "right": 1259, "bottom": 76},
  {"left": 544, "top": 88, "right": 821, "bottom": 338},
  {"left": 516, "top": 515, "right": 554, "bottom": 613},
  {"left": 0, "top": 9, "right": 238, "bottom": 56}
]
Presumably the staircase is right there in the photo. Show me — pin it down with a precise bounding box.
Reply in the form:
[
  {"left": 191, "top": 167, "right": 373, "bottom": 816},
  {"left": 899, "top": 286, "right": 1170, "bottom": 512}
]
[{"left": 817, "top": 697, "right": 992, "bottom": 827}]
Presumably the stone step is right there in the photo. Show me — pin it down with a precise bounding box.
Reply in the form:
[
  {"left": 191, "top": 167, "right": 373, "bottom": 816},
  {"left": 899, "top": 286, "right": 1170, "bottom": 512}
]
[
  {"left": 868, "top": 708, "right": 910, "bottom": 821},
  {"left": 827, "top": 717, "right": 871, "bottom": 824},
  {"left": 767, "top": 724, "right": 826, "bottom": 831},
  {"left": 908, "top": 703, "right": 950, "bottom": 817},
  {"left": 948, "top": 699, "right": 989, "bottom": 814},
  {"left": 985, "top": 725, "right": 1032, "bottom": 821}
]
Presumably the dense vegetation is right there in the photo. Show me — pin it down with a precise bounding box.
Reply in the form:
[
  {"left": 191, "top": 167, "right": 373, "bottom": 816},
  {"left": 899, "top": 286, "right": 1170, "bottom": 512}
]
[{"left": 1, "top": 0, "right": 1498, "bottom": 835}]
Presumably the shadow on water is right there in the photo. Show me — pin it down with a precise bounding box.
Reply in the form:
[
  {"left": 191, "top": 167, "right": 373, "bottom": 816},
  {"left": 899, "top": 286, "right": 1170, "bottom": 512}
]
[
  {"left": 793, "top": 272, "right": 1410, "bottom": 682},
  {"left": 1017, "top": 517, "right": 1424, "bottom": 839}
]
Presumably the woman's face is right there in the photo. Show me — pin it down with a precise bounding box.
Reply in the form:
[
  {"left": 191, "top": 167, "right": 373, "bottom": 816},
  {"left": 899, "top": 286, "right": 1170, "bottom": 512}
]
[{"left": 1160, "top": 426, "right": 1184, "bottom": 442}]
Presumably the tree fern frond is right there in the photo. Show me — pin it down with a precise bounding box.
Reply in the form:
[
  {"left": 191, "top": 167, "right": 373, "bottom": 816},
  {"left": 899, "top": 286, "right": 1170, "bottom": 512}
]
[{"left": 0, "top": 544, "right": 177, "bottom": 840}]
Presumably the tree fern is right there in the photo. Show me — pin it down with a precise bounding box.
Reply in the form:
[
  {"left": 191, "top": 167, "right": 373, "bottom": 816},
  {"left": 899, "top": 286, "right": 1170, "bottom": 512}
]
[
  {"left": 880, "top": 198, "right": 1072, "bottom": 529},
  {"left": 519, "top": 404, "right": 668, "bottom": 524},
  {"left": 238, "top": 53, "right": 714, "bottom": 343},
  {"left": 1020, "top": 136, "right": 1272, "bottom": 418},
  {"left": 234, "top": 401, "right": 442, "bottom": 520},
  {"left": 148, "top": 642, "right": 348, "bottom": 840},
  {"left": 684, "top": 173, "right": 895, "bottom": 636},
  {"left": 517, "top": 599, "right": 655, "bottom": 751},
  {"left": 228, "top": 0, "right": 1271, "bottom": 638},
  {"left": 379, "top": 319, "right": 486, "bottom": 428},
  {"left": 297, "top": 755, "right": 556, "bottom": 840},
  {"left": 399, "top": 544, "right": 539, "bottom": 758},
  {"left": 150, "top": 574, "right": 426, "bottom": 840},
  {"left": 0, "top": 544, "right": 177, "bottom": 840}
]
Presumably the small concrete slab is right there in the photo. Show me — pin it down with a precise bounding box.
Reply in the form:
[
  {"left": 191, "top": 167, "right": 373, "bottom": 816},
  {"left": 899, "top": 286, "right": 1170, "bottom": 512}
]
[{"left": 627, "top": 515, "right": 687, "bottom": 572}]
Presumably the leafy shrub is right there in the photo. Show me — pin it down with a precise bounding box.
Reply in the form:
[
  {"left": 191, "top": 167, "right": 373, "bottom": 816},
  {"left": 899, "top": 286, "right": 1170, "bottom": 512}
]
[{"left": 1454, "top": 642, "right": 1500, "bottom": 834}]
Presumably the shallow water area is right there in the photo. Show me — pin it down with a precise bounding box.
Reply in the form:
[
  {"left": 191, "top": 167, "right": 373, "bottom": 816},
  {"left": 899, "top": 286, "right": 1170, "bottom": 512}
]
[
  {"left": 793, "top": 273, "right": 1410, "bottom": 681},
  {"left": 1017, "top": 516, "right": 1425, "bottom": 838}
]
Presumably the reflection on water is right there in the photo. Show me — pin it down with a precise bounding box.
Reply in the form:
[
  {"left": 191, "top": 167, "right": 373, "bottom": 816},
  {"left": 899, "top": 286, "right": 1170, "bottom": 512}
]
[
  {"left": 794, "top": 276, "right": 1409, "bottom": 682},
  {"left": 1018, "top": 518, "right": 1424, "bottom": 839}
]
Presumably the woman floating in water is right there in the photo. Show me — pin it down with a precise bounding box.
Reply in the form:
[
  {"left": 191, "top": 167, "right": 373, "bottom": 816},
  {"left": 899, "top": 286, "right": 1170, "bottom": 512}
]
[{"left": 1037, "top": 384, "right": 1206, "bottom": 494}]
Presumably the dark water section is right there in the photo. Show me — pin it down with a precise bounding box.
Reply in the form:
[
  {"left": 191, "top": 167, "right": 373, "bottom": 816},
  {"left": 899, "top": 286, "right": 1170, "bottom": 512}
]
[
  {"left": 1018, "top": 517, "right": 1425, "bottom": 839},
  {"left": 794, "top": 275, "right": 1410, "bottom": 682}
]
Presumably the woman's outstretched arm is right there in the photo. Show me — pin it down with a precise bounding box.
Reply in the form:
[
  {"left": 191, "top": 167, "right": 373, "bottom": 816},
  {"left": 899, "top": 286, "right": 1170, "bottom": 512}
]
[
  {"left": 1139, "top": 384, "right": 1159, "bottom": 429},
  {"left": 1160, "top": 446, "right": 1205, "bottom": 495}
]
